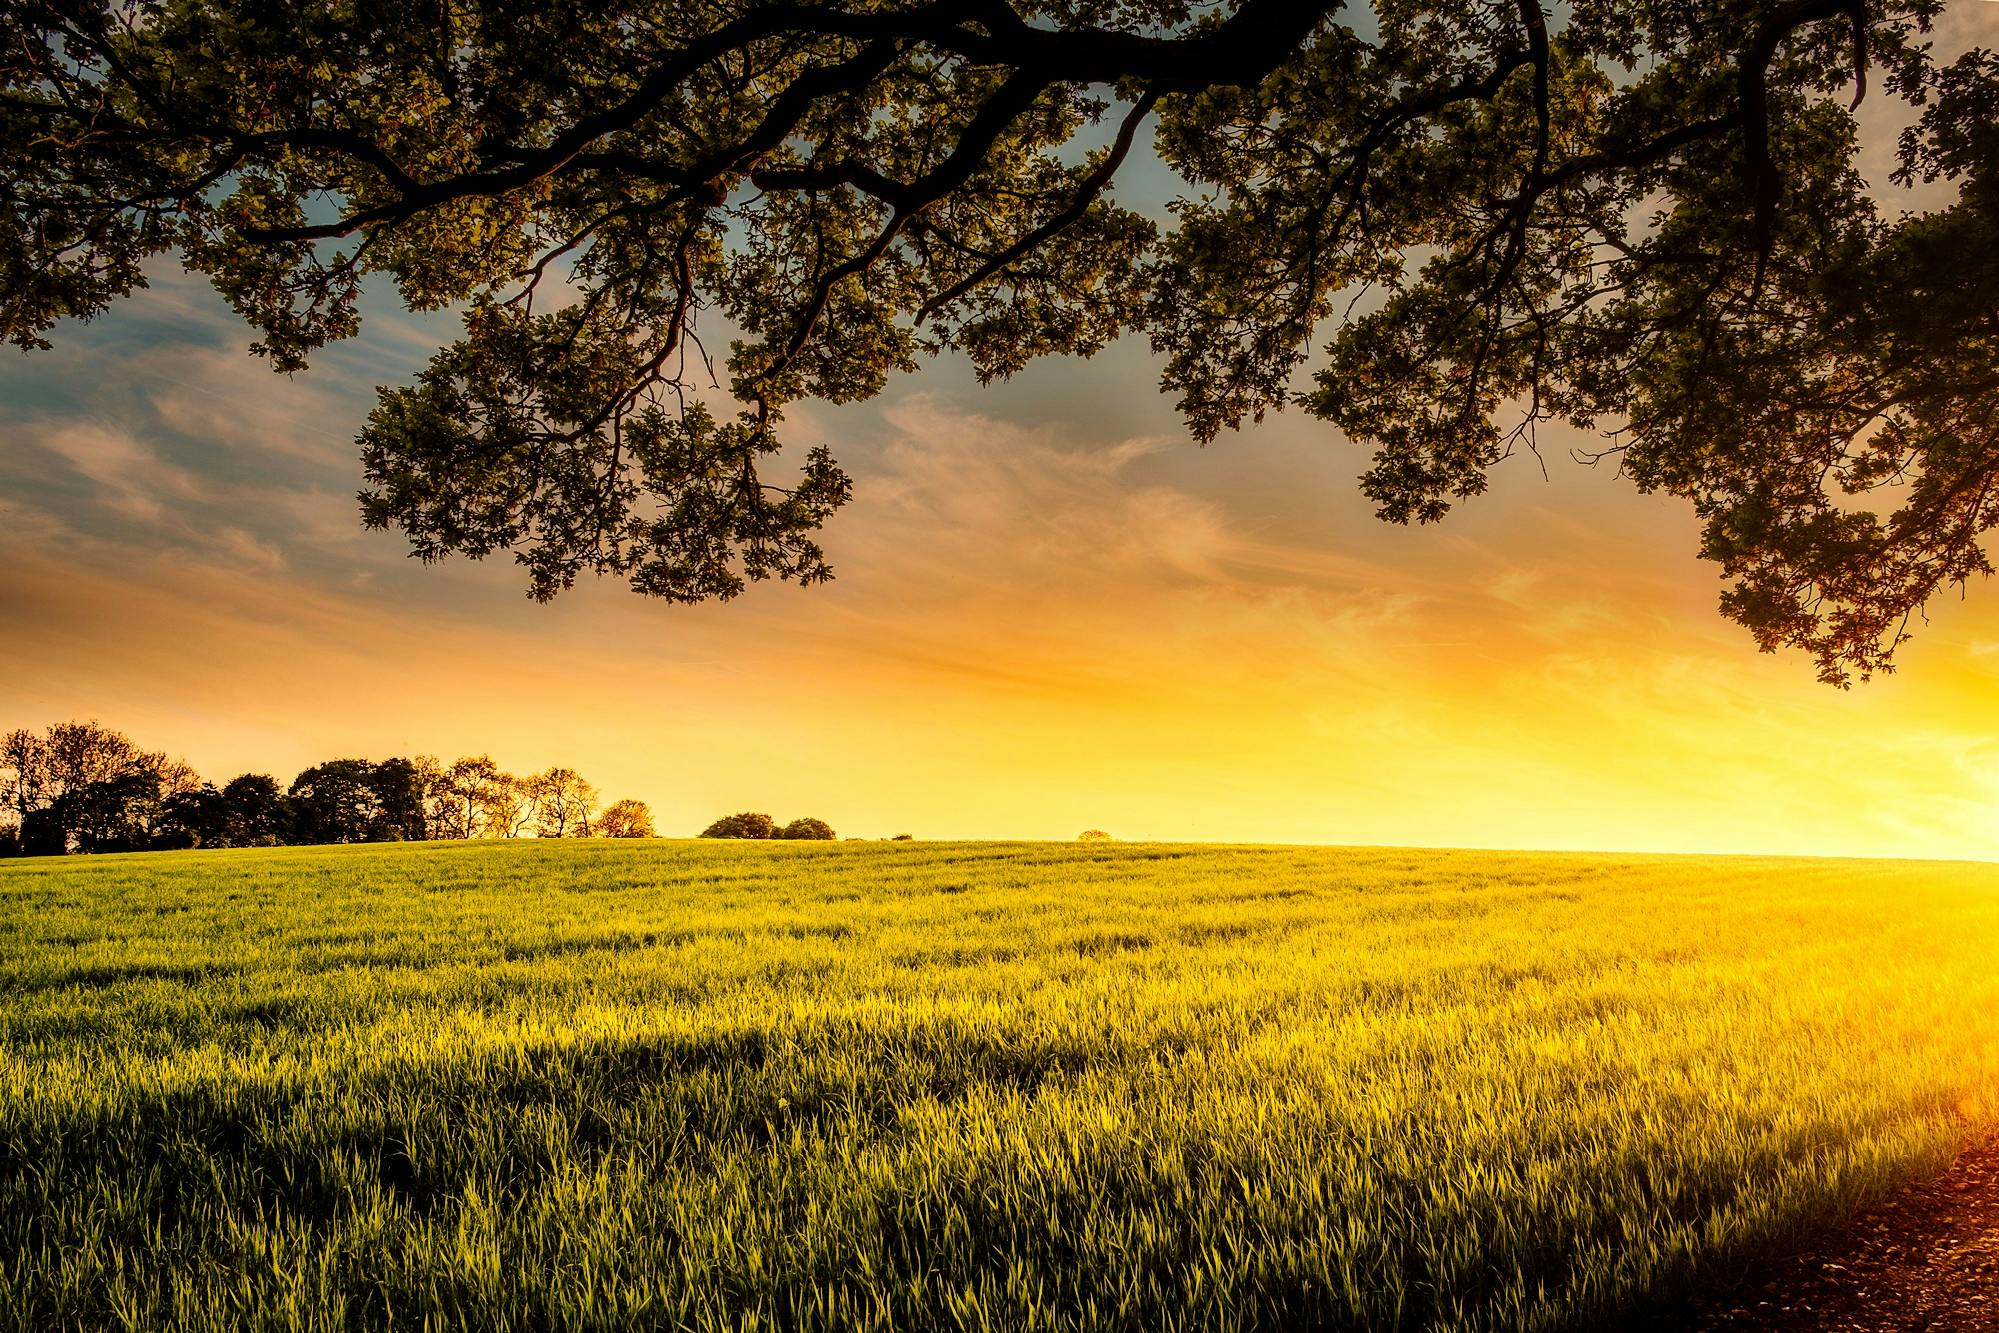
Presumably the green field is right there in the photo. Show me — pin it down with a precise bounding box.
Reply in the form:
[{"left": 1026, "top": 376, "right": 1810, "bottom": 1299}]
[{"left": 3, "top": 841, "right": 1998, "bottom": 1332}]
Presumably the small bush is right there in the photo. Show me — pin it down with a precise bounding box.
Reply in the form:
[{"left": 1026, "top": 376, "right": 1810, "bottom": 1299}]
[
  {"left": 891, "top": 833, "right": 914, "bottom": 841},
  {"left": 777, "top": 817, "right": 836, "bottom": 841},
  {"left": 700, "top": 812, "right": 776, "bottom": 839},
  {"left": 1078, "top": 829, "right": 1113, "bottom": 841}
]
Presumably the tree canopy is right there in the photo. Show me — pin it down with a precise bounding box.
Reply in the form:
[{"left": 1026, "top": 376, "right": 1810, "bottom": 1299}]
[{"left": 5, "top": 1, "right": 1995, "bottom": 682}]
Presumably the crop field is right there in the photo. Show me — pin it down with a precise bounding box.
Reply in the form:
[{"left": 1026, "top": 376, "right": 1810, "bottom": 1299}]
[{"left": 3, "top": 841, "right": 1998, "bottom": 1332}]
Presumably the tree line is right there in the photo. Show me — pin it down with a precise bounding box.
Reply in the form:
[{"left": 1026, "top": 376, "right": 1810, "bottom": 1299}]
[{"left": 0, "top": 721, "right": 654, "bottom": 856}]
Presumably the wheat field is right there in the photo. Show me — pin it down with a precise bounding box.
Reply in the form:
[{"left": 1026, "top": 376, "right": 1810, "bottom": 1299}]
[{"left": 3, "top": 840, "right": 1998, "bottom": 1331}]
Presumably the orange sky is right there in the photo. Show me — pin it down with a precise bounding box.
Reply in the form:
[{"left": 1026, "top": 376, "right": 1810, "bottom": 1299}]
[{"left": 4, "top": 6, "right": 1997, "bottom": 858}]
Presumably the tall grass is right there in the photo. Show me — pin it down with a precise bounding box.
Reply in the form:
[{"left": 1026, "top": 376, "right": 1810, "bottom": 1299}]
[{"left": 2, "top": 840, "right": 1997, "bottom": 1331}]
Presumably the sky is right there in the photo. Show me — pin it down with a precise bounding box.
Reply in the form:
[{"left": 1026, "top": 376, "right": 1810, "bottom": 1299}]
[{"left": 4, "top": 6, "right": 1999, "bottom": 859}]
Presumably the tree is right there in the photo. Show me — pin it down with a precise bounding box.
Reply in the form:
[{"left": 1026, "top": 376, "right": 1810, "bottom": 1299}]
[
  {"left": 58, "top": 769, "right": 161, "bottom": 853},
  {"left": 777, "top": 817, "right": 837, "bottom": 841},
  {"left": 220, "top": 774, "right": 289, "bottom": 846},
  {"left": 701, "top": 812, "right": 777, "bottom": 840},
  {"left": 3, "top": 721, "right": 142, "bottom": 834},
  {"left": 408, "top": 754, "right": 452, "bottom": 839},
  {"left": 123, "top": 753, "right": 201, "bottom": 848},
  {"left": 17, "top": 809, "right": 64, "bottom": 857},
  {"left": 149, "top": 755, "right": 203, "bottom": 803},
  {"left": 0, "top": 721, "right": 194, "bottom": 853},
  {"left": 157, "top": 783, "right": 229, "bottom": 849},
  {"left": 287, "top": 759, "right": 382, "bottom": 845},
  {"left": 0, "top": 728, "right": 46, "bottom": 839},
  {"left": 530, "top": 767, "right": 598, "bottom": 838},
  {"left": 1078, "top": 829, "right": 1113, "bottom": 842},
  {"left": 435, "top": 755, "right": 509, "bottom": 839},
  {"left": 41, "top": 721, "right": 146, "bottom": 793},
  {"left": 282, "top": 757, "right": 438, "bottom": 844},
  {"left": 368, "top": 758, "right": 431, "bottom": 842},
  {"left": 5, "top": 4, "right": 1995, "bottom": 683},
  {"left": 597, "top": 799, "right": 656, "bottom": 839},
  {"left": 482, "top": 770, "right": 540, "bottom": 838}
]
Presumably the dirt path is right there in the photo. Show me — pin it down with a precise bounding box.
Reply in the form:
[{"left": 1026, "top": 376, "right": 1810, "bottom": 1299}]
[{"left": 1688, "top": 1135, "right": 1999, "bottom": 1331}]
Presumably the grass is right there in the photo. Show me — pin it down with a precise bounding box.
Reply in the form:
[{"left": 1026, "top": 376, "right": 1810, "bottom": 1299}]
[{"left": 2, "top": 839, "right": 1998, "bottom": 1332}]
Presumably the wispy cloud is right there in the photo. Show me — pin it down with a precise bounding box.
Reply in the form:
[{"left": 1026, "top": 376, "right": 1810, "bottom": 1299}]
[{"left": 29, "top": 420, "right": 198, "bottom": 523}]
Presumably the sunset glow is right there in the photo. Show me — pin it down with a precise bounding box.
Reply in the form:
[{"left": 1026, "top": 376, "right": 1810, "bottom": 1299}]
[
  {"left": 5, "top": 279, "right": 1999, "bottom": 859},
  {"left": 4, "top": 3, "right": 1996, "bottom": 861}
]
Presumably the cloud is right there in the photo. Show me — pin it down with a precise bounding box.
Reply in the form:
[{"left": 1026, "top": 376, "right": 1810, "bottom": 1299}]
[
  {"left": 30, "top": 421, "right": 197, "bottom": 523},
  {"left": 211, "top": 526, "right": 288, "bottom": 572},
  {"left": 145, "top": 342, "right": 360, "bottom": 466},
  {"left": 848, "top": 397, "right": 1438, "bottom": 614}
]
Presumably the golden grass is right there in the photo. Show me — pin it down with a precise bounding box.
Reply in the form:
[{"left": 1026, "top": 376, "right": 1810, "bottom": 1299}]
[{"left": 2, "top": 839, "right": 1997, "bottom": 1331}]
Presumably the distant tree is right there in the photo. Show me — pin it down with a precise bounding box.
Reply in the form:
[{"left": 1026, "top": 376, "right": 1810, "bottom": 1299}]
[
  {"left": 3, "top": 720, "right": 141, "bottom": 851},
  {"left": 368, "top": 758, "right": 430, "bottom": 842},
  {"left": 0, "top": 728, "right": 44, "bottom": 834},
  {"left": 485, "top": 771, "right": 543, "bottom": 838},
  {"left": 891, "top": 834, "right": 914, "bottom": 842},
  {"left": 2, "top": 722, "right": 195, "bottom": 853},
  {"left": 59, "top": 769, "right": 161, "bottom": 854},
  {"left": 157, "top": 783, "right": 229, "bottom": 849},
  {"left": 701, "top": 812, "right": 776, "bottom": 840},
  {"left": 41, "top": 721, "right": 145, "bottom": 795},
  {"left": 531, "top": 768, "right": 598, "bottom": 838},
  {"left": 777, "top": 817, "right": 836, "bottom": 841},
  {"left": 127, "top": 754, "right": 201, "bottom": 848},
  {"left": 17, "top": 808, "right": 63, "bottom": 857},
  {"left": 1078, "top": 829, "right": 1113, "bottom": 842},
  {"left": 220, "top": 774, "right": 289, "bottom": 846},
  {"left": 408, "top": 754, "right": 451, "bottom": 839},
  {"left": 150, "top": 755, "right": 202, "bottom": 803},
  {"left": 436, "top": 755, "right": 508, "bottom": 839},
  {"left": 287, "top": 760, "right": 382, "bottom": 845},
  {"left": 597, "top": 799, "right": 655, "bottom": 839}
]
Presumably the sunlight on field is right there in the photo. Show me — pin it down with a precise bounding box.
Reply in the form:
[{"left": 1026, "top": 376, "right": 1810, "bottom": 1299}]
[{"left": 3, "top": 841, "right": 1998, "bottom": 1331}]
